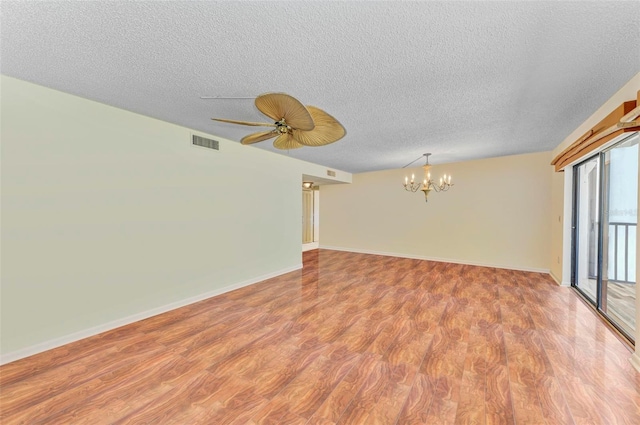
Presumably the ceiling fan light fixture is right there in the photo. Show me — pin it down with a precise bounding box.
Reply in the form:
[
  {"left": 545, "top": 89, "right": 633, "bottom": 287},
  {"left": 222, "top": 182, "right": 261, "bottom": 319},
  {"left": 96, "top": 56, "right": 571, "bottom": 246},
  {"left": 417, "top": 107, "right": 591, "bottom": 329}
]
[{"left": 212, "top": 93, "right": 345, "bottom": 150}]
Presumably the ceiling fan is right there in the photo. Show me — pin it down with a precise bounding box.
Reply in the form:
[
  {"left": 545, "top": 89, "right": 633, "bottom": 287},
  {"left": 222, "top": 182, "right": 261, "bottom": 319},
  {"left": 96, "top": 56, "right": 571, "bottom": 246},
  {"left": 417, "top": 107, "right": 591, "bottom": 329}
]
[{"left": 211, "top": 93, "right": 346, "bottom": 150}]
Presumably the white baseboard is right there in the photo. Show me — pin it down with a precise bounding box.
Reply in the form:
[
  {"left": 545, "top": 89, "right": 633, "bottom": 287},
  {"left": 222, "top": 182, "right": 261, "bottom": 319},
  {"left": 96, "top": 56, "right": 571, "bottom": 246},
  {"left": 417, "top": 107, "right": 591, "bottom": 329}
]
[
  {"left": 630, "top": 353, "right": 640, "bottom": 373},
  {"left": 302, "top": 242, "right": 319, "bottom": 252},
  {"left": 549, "top": 271, "right": 570, "bottom": 287},
  {"left": 0, "top": 263, "right": 302, "bottom": 366},
  {"left": 319, "top": 245, "right": 550, "bottom": 274}
]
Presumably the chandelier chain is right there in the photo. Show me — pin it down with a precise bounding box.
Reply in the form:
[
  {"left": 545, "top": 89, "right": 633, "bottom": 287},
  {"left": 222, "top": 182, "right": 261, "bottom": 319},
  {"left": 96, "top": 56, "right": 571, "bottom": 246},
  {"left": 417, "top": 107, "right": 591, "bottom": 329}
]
[{"left": 401, "top": 155, "right": 426, "bottom": 169}]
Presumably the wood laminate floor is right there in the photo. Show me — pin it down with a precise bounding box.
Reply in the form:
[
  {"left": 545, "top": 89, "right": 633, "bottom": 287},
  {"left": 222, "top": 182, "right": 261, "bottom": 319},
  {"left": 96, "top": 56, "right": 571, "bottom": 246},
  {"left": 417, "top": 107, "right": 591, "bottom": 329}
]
[
  {"left": 1, "top": 249, "right": 639, "bottom": 424},
  {"left": 577, "top": 278, "right": 636, "bottom": 334}
]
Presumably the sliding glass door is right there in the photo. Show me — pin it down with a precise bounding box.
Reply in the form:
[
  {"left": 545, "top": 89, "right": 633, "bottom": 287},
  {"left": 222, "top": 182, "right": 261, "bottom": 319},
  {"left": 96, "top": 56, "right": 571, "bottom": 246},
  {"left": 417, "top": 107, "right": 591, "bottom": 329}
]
[
  {"left": 573, "top": 155, "right": 600, "bottom": 303},
  {"left": 572, "top": 134, "right": 638, "bottom": 341},
  {"left": 602, "top": 136, "right": 638, "bottom": 336}
]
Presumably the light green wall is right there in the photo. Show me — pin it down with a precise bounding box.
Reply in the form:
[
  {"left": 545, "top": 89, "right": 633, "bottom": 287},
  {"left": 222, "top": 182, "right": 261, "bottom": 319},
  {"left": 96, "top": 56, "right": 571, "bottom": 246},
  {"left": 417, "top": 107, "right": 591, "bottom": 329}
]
[{"left": 0, "top": 76, "right": 349, "bottom": 356}]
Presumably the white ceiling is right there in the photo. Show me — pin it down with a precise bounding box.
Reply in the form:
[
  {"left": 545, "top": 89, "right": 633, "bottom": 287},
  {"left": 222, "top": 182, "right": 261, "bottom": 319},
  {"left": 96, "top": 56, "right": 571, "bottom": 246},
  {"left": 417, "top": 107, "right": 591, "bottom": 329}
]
[{"left": 2, "top": 1, "right": 639, "bottom": 173}]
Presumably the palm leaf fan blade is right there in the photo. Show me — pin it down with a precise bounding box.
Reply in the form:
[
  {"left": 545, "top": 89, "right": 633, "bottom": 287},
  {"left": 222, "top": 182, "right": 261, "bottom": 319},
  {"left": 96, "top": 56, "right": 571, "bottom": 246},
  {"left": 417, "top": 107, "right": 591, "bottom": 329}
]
[
  {"left": 292, "top": 106, "right": 346, "bottom": 147},
  {"left": 241, "top": 130, "right": 278, "bottom": 145},
  {"left": 211, "top": 118, "right": 276, "bottom": 127},
  {"left": 273, "top": 133, "right": 304, "bottom": 150},
  {"left": 255, "top": 93, "right": 315, "bottom": 131}
]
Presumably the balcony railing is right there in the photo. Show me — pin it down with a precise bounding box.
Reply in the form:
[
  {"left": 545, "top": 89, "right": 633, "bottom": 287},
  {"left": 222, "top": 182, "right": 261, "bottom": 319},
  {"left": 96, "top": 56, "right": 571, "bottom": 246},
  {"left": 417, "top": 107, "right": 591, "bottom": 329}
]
[{"left": 609, "top": 222, "right": 637, "bottom": 284}]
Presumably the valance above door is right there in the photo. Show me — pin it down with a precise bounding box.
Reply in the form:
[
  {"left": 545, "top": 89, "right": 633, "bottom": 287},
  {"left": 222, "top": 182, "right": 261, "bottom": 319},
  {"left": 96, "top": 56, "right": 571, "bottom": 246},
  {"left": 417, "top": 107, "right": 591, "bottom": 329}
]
[{"left": 552, "top": 91, "right": 640, "bottom": 172}]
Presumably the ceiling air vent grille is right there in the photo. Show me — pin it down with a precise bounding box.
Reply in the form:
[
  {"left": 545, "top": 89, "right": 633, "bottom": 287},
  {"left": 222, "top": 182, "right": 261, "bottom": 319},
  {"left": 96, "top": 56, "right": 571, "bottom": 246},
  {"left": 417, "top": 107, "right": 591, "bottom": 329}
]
[
  {"left": 327, "top": 170, "right": 336, "bottom": 177},
  {"left": 192, "top": 135, "right": 219, "bottom": 150}
]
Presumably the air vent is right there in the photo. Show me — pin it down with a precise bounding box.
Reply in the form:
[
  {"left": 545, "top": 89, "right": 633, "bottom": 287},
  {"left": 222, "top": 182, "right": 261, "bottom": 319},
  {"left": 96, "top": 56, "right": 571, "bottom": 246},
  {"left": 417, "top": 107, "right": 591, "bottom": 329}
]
[
  {"left": 327, "top": 170, "right": 336, "bottom": 177},
  {"left": 192, "top": 135, "right": 219, "bottom": 150}
]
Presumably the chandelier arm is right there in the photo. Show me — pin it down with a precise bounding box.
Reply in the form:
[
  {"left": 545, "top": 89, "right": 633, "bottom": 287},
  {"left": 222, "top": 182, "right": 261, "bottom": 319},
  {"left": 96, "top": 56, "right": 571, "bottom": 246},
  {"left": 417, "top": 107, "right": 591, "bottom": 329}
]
[
  {"left": 406, "top": 181, "right": 422, "bottom": 192},
  {"left": 407, "top": 183, "right": 421, "bottom": 192},
  {"left": 425, "top": 180, "right": 436, "bottom": 192}
]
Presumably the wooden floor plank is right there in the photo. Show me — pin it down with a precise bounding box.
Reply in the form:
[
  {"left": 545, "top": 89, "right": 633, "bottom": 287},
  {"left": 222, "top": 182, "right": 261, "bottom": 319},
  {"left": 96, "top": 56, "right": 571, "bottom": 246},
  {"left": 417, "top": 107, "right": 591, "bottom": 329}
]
[{"left": 1, "top": 249, "right": 638, "bottom": 424}]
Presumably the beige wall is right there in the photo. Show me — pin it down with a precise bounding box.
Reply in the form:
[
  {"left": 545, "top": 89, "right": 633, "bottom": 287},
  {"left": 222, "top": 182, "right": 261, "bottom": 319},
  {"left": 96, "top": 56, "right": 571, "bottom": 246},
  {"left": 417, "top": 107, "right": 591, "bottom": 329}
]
[
  {"left": 0, "top": 76, "right": 350, "bottom": 360},
  {"left": 549, "top": 160, "right": 565, "bottom": 283},
  {"left": 320, "top": 151, "right": 552, "bottom": 271}
]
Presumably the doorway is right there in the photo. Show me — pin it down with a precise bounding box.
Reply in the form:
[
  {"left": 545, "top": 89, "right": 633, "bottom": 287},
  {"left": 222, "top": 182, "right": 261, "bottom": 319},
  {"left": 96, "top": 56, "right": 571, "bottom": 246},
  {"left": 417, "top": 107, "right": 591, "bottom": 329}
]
[
  {"left": 302, "top": 186, "right": 319, "bottom": 251},
  {"left": 302, "top": 188, "right": 314, "bottom": 244}
]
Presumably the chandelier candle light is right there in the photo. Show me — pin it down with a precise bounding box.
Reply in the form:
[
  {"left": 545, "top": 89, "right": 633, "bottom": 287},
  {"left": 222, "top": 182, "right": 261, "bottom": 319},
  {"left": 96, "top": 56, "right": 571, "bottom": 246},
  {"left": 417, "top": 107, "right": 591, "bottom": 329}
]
[{"left": 403, "top": 153, "right": 453, "bottom": 202}]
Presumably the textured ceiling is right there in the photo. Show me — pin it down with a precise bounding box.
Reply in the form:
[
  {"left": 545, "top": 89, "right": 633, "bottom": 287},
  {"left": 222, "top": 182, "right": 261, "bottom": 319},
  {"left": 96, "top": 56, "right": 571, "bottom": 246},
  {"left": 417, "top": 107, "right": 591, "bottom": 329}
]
[{"left": 2, "top": 1, "right": 639, "bottom": 173}]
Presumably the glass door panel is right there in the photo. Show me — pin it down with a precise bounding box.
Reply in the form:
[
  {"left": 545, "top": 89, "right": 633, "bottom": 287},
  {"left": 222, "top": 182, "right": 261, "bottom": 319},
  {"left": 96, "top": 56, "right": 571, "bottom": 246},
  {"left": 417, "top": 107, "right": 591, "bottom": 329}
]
[
  {"left": 574, "top": 156, "right": 600, "bottom": 303},
  {"left": 602, "top": 135, "right": 638, "bottom": 337}
]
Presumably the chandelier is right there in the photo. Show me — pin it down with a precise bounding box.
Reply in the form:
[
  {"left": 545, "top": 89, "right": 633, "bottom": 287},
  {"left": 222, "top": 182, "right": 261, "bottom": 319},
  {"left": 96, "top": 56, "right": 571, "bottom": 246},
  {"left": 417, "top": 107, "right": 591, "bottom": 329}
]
[{"left": 403, "top": 153, "right": 453, "bottom": 202}]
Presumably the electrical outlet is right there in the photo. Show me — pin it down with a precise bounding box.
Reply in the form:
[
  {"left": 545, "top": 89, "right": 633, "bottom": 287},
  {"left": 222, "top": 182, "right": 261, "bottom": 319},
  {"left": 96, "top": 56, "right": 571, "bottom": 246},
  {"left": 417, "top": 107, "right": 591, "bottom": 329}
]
[{"left": 557, "top": 256, "right": 560, "bottom": 264}]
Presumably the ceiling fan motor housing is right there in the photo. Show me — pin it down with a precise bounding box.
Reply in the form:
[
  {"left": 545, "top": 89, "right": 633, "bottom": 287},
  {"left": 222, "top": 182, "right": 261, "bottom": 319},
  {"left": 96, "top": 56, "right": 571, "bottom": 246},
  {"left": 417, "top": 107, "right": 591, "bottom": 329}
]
[{"left": 276, "top": 120, "right": 291, "bottom": 134}]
